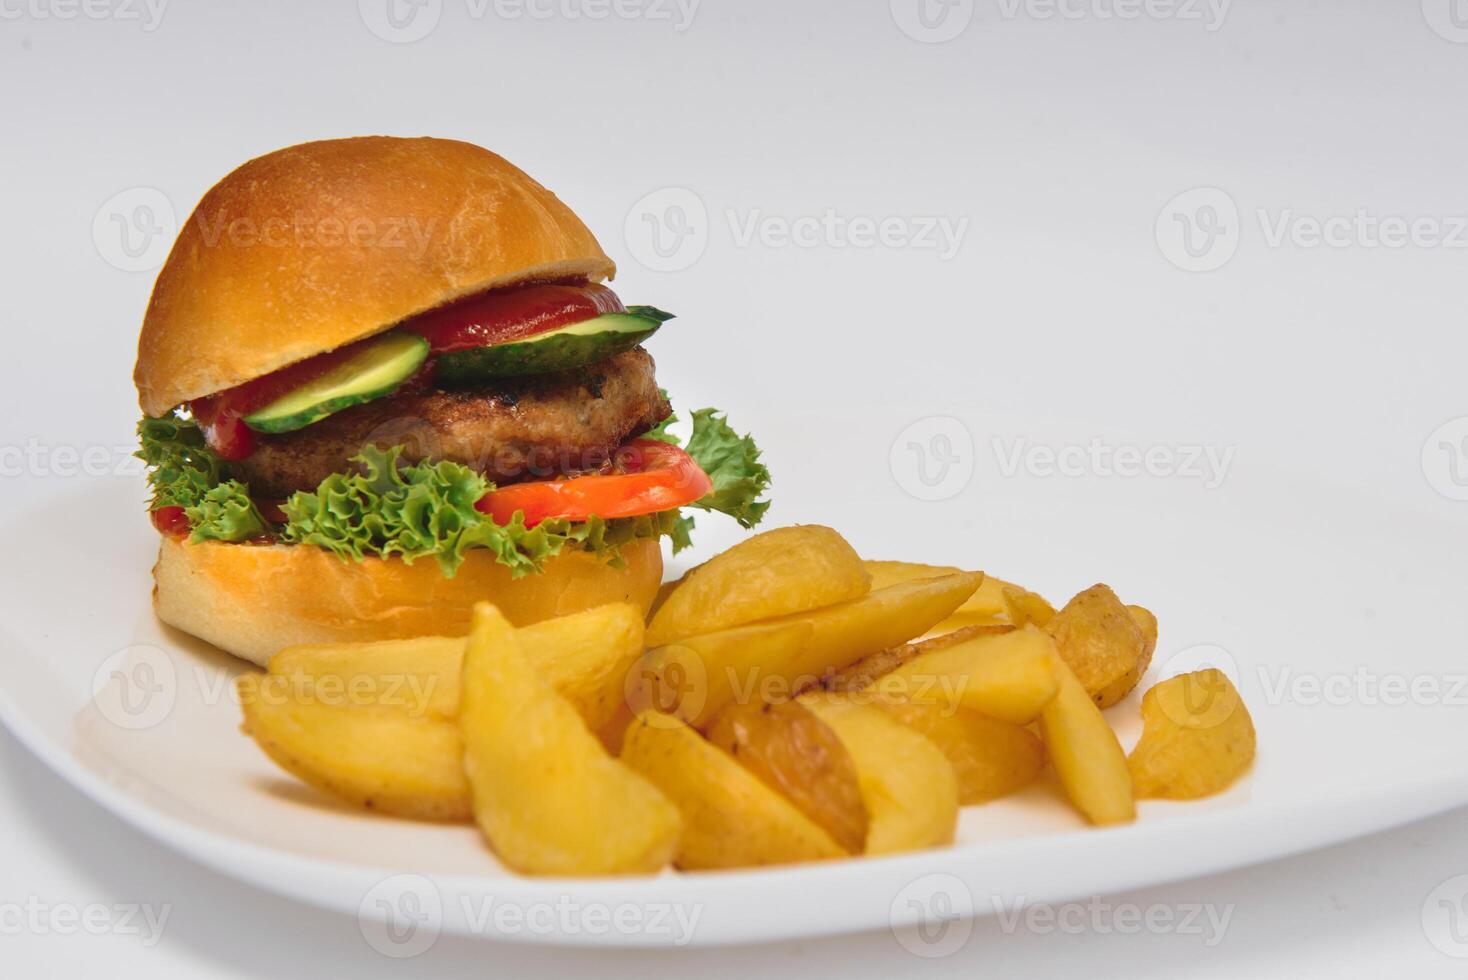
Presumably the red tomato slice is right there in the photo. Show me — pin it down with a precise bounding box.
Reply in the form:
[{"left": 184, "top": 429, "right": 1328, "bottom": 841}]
[{"left": 476, "top": 440, "right": 712, "bottom": 527}]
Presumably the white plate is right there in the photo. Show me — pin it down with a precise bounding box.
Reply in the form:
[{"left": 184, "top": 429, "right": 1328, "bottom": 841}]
[{"left": 3, "top": 469, "right": 1467, "bottom": 949}]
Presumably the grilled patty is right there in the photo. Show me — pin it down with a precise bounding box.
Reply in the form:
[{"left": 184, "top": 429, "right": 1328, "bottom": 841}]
[{"left": 234, "top": 348, "right": 670, "bottom": 498}]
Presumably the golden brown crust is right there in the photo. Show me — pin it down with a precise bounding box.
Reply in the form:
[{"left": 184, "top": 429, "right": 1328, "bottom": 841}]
[
  {"left": 135, "top": 137, "right": 615, "bottom": 417},
  {"left": 153, "top": 536, "right": 662, "bottom": 667}
]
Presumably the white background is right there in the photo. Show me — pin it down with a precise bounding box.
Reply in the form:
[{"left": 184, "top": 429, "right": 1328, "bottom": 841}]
[{"left": 4, "top": 0, "right": 1468, "bottom": 974}]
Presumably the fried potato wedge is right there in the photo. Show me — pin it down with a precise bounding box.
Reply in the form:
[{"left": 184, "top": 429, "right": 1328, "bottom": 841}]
[
  {"left": 459, "top": 604, "right": 680, "bottom": 875},
  {"left": 237, "top": 674, "right": 470, "bottom": 821},
  {"left": 1129, "top": 604, "right": 1159, "bottom": 666},
  {"left": 633, "top": 621, "right": 814, "bottom": 728},
  {"left": 266, "top": 636, "right": 462, "bottom": 718},
  {"left": 1046, "top": 585, "right": 1151, "bottom": 709},
  {"left": 800, "top": 694, "right": 958, "bottom": 854},
  {"left": 869, "top": 693, "right": 1044, "bottom": 804},
  {"left": 885, "top": 625, "right": 1060, "bottom": 725},
  {"left": 264, "top": 602, "right": 646, "bottom": 733},
  {"left": 1128, "top": 669, "right": 1255, "bottom": 800},
  {"left": 816, "top": 624, "right": 1016, "bottom": 695},
  {"left": 647, "top": 526, "right": 870, "bottom": 647},
  {"left": 705, "top": 699, "right": 868, "bottom": 854},
  {"left": 636, "top": 574, "right": 980, "bottom": 727},
  {"left": 1038, "top": 651, "right": 1135, "bottom": 825},
  {"left": 1003, "top": 584, "right": 1057, "bottom": 628},
  {"left": 621, "top": 713, "right": 845, "bottom": 869},
  {"left": 864, "top": 561, "right": 1056, "bottom": 634}
]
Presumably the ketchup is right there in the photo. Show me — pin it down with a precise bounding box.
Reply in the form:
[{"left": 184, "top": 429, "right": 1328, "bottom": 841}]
[
  {"left": 401, "top": 282, "right": 624, "bottom": 354},
  {"left": 150, "top": 506, "right": 191, "bottom": 538},
  {"left": 189, "top": 281, "right": 621, "bottom": 460}
]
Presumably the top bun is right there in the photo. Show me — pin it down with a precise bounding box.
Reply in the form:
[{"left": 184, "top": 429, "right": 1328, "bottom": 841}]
[{"left": 134, "top": 136, "right": 615, "bottom": 417}]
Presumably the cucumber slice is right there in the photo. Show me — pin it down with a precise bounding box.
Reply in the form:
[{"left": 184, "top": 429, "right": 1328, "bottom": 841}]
[
  {"left": 436, "top": 312, "right": 665, "bottom": 384},
  {"left": 244, "top": 331, "right": 429, "bottom": 434}
]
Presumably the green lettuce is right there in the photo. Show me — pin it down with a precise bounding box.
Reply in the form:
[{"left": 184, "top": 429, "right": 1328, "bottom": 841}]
[
  {"left": 137, "top": 416, "right": 268, "bottom": 544},
  {"left": 644, "top": 401, "right": 773, "bottom": 547},
  {"left": 279, "top": 446, "right": 679, "bottom": 578},
  {"left": 135, "top": 393, "right": 771, "bottom": 574},
  {"left": 136, "top": 415, "right": 224, "bottom": 510},
  {"left": 187, "top": 482, "right": 269, "bottom": 542}
]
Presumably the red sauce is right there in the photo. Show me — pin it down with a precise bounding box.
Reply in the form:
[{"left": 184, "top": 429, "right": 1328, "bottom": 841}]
[
  {"left": 400, "top": 281, "right": 624, "bottom": 354},
  {"left": 189, "top": 281, "right": 620, "bottom": 460},
  {"left": 150, "top": 506, "right": 191, "bottom": 538}
]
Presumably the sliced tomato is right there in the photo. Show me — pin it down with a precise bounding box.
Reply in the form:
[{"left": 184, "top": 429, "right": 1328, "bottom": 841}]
[{"left": 476, "top": 440, "right": 712, "bottom": 527}]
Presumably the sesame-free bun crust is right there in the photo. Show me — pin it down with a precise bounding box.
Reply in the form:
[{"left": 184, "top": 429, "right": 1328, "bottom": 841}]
[
  {"left": 135, "top": 136, "right": 615, "bottom": 417},
  {"left": 153, "top": 536, "right": 662, "bottom": 667}
]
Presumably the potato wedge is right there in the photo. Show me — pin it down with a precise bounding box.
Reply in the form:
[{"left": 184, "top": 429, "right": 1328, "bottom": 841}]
[
  {"left": 799, "top": 694, "right": 958, "bottom": 854},
  {"left": 621, "top": 713, "right": 845, "bottom": 868},
  {"left": 705, "top": 699, "right": 868, "bottom": 853},
  {"left": 1129, "top": 604, "right": 1159, "bottom": 665},
  {"left": 1046, "top": 585, "right": 1150, "bottom": 709},
  {"left": 237, "top": 674, "right": 470, "bottom": 821},
  {"left": 1128, "top": 669, "right": 1255, "bottom": 800},
  {"left": 864, "top": 561, "right": 1056, "bottom": 635},
  {"left": 815, "top": 624, "right": 1016, "bottom": 695},
  {"left": 868, "top": 693, "right": 1044, "bottom": 804},
  {"left": 636, "top": 573, "right": 980, "bottom": 727},
  {"left": 459, "top": 603, "right": 680, "bottom": 875},
  {"left": 647, "top": 526, "right": 870, "bottom": 647},
  {"left": 1038, "top": 650, "right": 1135, "bottom": 825},
  {"left": 885, "top": 625, "right": 1060, "bottom": 725},
  {"left": 632, "top": 621, "right": 814, "bottom": 728},
  {"left": 1003, "top": 584, "right": 1057, "bottom": 629},
  {"left": 266, "top": 636, "right": 461, "bottom": 718},
  {"left": 265, "top": 602, "right": 646, "bottom": 733}
]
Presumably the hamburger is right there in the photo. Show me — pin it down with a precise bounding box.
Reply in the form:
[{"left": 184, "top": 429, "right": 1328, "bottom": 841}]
[{"left": 133, "top": 137, "right": 770, "bottom": 665}]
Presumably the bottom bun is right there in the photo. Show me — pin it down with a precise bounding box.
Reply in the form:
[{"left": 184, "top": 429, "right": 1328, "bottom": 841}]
[{"left": 153, "top": 537, "right": 664, "bottom": 667}]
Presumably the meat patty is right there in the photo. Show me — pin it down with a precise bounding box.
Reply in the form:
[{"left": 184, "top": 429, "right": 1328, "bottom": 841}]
[{"left": 234, "top": 348, "right": 670, "bottom": 498}]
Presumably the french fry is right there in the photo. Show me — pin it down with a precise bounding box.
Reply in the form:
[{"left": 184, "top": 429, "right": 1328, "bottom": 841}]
[
  {"left": 799, "top": 693, "right": 958, "bottom": 854},
  {"left": 885, "top": 625, "right": 1060, "bottom": 725},
  {"left": 237, "top": 674, "right": 470, "bottom": 821},
  {"left": 648, "top": 526, "right": 870, "bottom": 647},
  {"left": 1128, "top": 669, "right": 1255, "bottom": 800},
  {"left": 622, "top": 713, "right": 846, "bottom": 869},
  {"left": 1038, "top": 651, "right": 1136, "bottom": 825},
  {"left": 458, "top": 604, "right": 680, "bottom": 875}
]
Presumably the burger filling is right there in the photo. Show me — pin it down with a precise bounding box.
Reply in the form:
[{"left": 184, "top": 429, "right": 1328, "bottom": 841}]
[{"left": 137, "top": 281, "right": 771, "bottom": 577}]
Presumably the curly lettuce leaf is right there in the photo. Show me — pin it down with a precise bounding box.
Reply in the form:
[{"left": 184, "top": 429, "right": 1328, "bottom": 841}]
[
  {"left": 641, "top": 397, "right": 772, "bottom": 539},
  {"left": 279, "top": 446, "right": 667, "bottom": 578},
  {"left": 682, "top": 408, "right": 772, "bottom": 528},
  {"left": 187, "top": 482, "right": 268, "bottom": 543},
  {"left": 136, "top": 415, "right": 226, "bottom": 510}
]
